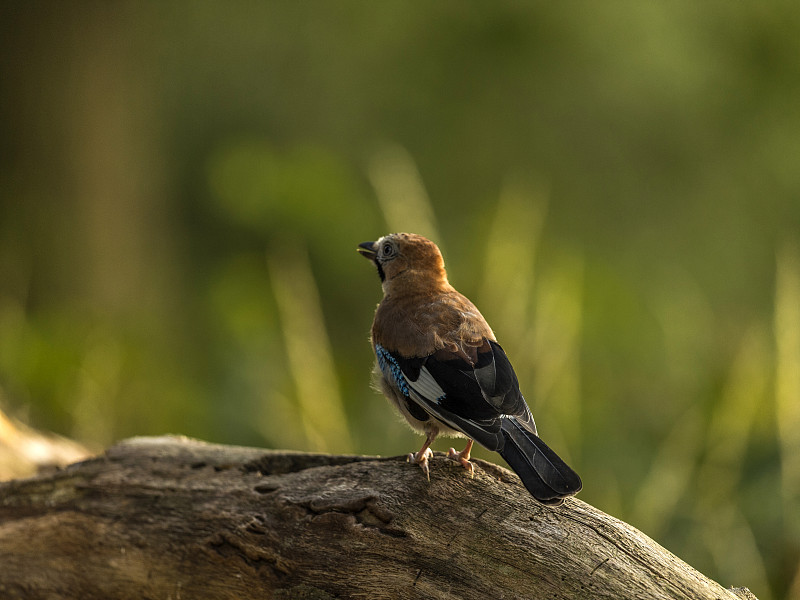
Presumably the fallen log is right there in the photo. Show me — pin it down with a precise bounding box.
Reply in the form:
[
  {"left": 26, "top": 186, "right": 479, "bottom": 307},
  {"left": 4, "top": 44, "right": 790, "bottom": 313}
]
[{"left": 0, "top": 436, "right": 758, "bottom": 599}]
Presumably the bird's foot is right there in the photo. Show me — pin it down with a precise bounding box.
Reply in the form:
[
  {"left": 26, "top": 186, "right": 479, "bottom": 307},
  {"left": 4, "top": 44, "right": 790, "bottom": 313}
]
[
  {"left": 447, "top": 446, "right": 475, "bottom": 478},
  {"left": 407, "top": 447, "right": 434, "bottom": 481}
]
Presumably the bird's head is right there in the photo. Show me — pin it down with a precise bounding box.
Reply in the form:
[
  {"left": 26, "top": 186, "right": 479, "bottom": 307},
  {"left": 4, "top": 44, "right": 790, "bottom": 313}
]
[{"left": 357, "top": 233, "right": 447, "bottom": 291}]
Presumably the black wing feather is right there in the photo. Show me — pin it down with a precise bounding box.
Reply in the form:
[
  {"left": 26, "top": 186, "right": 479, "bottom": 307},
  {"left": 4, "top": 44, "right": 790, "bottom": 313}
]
[
  {"left": 386, "top": 340, "right": 535, "bottom": 450},
  {"left": 423, "top": 340, "right": 529, "bottom": 422}
]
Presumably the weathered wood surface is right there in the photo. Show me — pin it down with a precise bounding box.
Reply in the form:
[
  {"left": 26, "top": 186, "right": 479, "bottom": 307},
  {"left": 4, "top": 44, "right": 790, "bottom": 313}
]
[{"left": 0, "top": 436, "right": 757, "bottom": 600}]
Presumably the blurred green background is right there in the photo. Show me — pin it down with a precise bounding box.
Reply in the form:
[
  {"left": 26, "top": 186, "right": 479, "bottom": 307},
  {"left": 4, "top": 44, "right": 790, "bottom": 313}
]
[{"left": 1, "top": 2, "right": 799, "bottom": 598}]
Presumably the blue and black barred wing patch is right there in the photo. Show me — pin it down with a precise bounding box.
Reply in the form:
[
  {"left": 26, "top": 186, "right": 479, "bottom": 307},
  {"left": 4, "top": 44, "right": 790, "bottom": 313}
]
[{"left": 374, "top": 344, "right": 429, "bottom": 422}]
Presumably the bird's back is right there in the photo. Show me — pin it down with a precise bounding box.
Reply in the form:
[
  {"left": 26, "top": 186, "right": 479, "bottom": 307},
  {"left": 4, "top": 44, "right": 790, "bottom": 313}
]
[{"left": 372, "top": 286, "right": 494, "bottom": 360}]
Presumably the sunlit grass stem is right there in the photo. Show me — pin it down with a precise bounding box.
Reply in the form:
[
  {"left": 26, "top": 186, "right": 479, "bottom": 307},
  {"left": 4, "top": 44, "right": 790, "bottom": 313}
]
[
  {"left": 367, "top": 143, "right": 443, "bottom": 247},
  {"left": 267, "top": 243, "right": 353, "bottom": 453},
  {"left": 775, "top": 241, "right": 800, "bottom": 537}
]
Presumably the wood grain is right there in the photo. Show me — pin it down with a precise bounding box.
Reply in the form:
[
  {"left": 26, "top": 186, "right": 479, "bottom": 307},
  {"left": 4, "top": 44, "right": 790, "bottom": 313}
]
[{"left": 0, "top": 436, "right": 758, "bottom": 600}]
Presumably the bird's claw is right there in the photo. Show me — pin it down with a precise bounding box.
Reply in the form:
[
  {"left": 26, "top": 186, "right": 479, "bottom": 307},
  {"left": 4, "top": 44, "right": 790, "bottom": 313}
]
[
  {"left": 447, "top": 447, "right": 475, "bottom": 478},
  {"left": 408, "top": 448, "right": 434, "bottom": 481}
]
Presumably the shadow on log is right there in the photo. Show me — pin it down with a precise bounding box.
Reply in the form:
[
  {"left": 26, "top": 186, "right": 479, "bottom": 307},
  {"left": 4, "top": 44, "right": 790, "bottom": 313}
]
[{"left": 0, "top": 436, "right": 758, "bottom": 600}]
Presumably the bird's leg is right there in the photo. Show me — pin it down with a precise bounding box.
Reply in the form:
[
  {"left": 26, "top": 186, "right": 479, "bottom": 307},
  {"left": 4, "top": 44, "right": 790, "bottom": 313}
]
[
  {"left": 447, "top": 439, "right": 475, "bottom": 478},
  {"left": 408, "top": 429, "right": 437, "bottom": 481}
]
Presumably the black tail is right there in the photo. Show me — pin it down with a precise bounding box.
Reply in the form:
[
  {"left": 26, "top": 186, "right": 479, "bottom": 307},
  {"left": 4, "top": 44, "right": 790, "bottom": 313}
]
[{"left": 498, "top": 418, "right": 582, "bottom": 505}]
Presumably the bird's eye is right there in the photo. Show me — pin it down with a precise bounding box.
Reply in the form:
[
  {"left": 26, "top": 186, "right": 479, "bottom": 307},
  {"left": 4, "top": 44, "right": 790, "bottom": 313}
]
[{"left": 382, "top": 243, "right": 395, "bottom": 257}]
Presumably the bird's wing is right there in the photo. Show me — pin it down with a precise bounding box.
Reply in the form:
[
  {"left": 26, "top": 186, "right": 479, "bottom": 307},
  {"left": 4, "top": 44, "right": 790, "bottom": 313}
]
[{"left": 375, "top": 338, "right": 537, "bottom": 450}]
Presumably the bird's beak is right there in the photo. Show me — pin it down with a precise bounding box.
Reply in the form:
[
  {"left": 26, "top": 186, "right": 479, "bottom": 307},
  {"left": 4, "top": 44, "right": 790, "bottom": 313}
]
[{"left": 357, "top": 241, "right": 377, "bottom": 260}]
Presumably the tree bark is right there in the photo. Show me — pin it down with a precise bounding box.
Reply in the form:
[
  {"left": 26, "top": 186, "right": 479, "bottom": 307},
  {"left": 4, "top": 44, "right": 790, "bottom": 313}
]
[{"left": 0, "top": 435, "right": 758, "bottom": 600}]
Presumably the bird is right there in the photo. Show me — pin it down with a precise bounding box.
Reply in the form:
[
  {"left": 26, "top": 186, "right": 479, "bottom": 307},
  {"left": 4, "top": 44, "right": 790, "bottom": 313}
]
[{"left": 357, "top": 232, "right": 582, "bottom": 505}]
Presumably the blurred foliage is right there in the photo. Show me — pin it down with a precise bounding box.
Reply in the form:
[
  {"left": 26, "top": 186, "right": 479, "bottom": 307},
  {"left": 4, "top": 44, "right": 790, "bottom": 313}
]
[{"left": 1, "top": 2, "right": 799, "bottom": 598}]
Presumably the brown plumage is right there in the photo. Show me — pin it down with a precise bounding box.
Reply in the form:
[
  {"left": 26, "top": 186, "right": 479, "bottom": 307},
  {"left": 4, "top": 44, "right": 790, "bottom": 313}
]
[{"left": 358, "top": 233, "right": 582, "bottom": 505}]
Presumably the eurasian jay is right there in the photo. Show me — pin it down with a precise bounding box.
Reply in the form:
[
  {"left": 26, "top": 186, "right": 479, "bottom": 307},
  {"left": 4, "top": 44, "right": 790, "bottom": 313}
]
[{"left": 358, "top": 232, "right": 582, "bottom": 505}]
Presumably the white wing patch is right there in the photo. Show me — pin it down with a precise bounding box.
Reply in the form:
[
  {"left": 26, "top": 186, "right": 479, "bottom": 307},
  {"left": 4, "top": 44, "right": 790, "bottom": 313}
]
[{"left": 407, "top": 366, "right": 446, "bottom": 403}]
